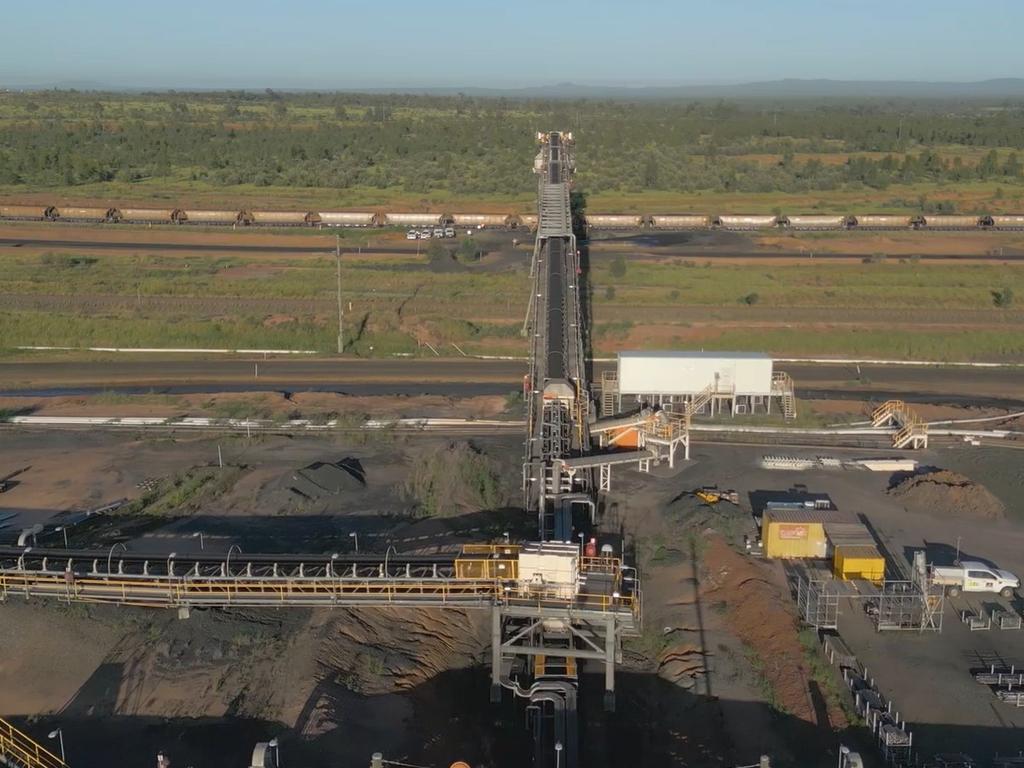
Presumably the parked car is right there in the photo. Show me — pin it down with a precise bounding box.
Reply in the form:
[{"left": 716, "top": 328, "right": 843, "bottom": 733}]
[
  {"left": 444, "top": 227, "right": 456, "bottom": 238},
  {"left": 432, "top": 227, "right": 445, "bottom": 238},
  {"left": 406, "top": 230, "right": 417, "bottom": 240},
  {"left": 418, "top": 229, "right": 432, "bottom": 239}
]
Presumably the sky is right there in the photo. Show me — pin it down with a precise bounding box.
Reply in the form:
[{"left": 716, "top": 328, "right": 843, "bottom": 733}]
[{"left": 1, "top": 0, "right": 1022, "bottom": 89}]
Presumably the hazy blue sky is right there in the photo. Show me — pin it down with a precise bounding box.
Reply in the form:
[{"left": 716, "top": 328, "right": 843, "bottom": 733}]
[{"left": 2, "top": 0, "right": 1021, "bottom": 88}]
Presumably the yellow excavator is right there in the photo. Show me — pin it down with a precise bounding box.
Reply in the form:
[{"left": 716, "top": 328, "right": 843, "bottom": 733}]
[{"left": 692, "top": 486, "right": 740, "bottom": 506}]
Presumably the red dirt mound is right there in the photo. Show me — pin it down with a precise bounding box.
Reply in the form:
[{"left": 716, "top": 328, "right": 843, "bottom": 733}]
[
  {"left": 702, "top": 534, "right": 846, "bottom": 730},
  {"left": 888, "top": 469, "right": 1005, "bottom": 520}
]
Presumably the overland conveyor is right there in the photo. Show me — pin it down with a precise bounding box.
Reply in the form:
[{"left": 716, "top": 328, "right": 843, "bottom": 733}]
[{"left": 0, "top": 545, "right": 639, "bottom": 617}]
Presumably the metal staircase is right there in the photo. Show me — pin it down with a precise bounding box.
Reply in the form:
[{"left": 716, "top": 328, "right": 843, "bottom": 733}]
[
  {"left": 687, "top": 383, "right": 716, "bottom": 418},
  {"left": 771, "top": 372, "right": 797, "bottom": 420},
  {"left": 600, "top": 371, "right": 618, "bottom": 417},
  {"left": 872, "top": 399, "right": 928, "bottom": 449},
  {"left": 0, "top": 718, "right": 66, "bottom": 768}
]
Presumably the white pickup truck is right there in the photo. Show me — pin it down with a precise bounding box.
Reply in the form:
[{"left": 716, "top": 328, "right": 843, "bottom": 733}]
[{"left": 930, "top": 561, "right": 1020, "bottom": 598}]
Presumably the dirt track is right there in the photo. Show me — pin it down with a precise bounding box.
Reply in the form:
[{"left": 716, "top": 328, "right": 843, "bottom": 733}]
[{"left": 1, "top": 357, "right": 1021, "bottom": 406}]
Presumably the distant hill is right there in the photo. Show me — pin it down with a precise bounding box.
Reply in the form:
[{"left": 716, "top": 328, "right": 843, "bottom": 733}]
[
  {"left": 5, "top": 78, "right": 1024, "bottom": 100},
  {"left": 387, "top": 78, "right": 1024, "bottom": 100}
]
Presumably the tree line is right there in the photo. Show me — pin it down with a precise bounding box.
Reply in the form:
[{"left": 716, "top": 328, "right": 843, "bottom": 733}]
[{"left": 0, "top": 91, "right": 1022, "bottom": 197}]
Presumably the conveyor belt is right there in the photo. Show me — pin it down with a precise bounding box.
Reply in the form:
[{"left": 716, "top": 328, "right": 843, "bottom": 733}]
[
  {"left": 546, "top": 237, "right": 566, "bottom": 381},
  {"left": 0, "top": 546, "right": 457, "bottom": 580}
]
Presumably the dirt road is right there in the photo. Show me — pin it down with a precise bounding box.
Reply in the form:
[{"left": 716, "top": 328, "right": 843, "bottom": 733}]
[{"left": 0, "top": 357, "right": 1022, "bottom": 406}]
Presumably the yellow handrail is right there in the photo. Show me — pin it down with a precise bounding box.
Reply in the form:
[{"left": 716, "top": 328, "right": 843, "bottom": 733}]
[
  {"left": 0, "top": 572, "right": 638, "bottom": 618},
  {"left": 0, "top": 717, "right": 67, "bottom": 768}
]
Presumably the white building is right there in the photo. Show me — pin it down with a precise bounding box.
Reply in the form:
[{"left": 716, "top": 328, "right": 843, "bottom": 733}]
[{"left": 612, "top": 351, "right": 792, "bottom": 417}]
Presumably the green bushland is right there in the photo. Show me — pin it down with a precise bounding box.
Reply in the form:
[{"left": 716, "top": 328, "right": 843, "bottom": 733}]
[
  {"left": 402, "top": 441, "right": 503, "bottom": 518},
  {"left": 0, "top": 91, "right": 1023, "bottom": 211},
  {"left": 120, "top": 466, "right": 243, "bottom": 515}
]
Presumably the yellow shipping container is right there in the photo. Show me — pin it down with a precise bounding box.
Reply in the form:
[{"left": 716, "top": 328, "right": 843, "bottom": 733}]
[
  {"left": 833, "top": 545, "right": 885, "bottom": 584},
  {"left": 761, "top": 509, "right": 835, "bottom": 559}
]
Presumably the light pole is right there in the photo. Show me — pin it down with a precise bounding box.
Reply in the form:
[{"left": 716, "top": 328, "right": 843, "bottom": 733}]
[
  {"left": 555, "top": 741, "right": 563, "bottom": 768},
  {"left": 349, "top": 532, "right": 359, "bottom": 553},
  {"left": 330, "top": 552, "right": 339, "bottom": 578},
  {"left": 167, "top": 552, "right": 177, "bottom": 577},
  {"left": 192, "top": 531, "right": 205, "bottom": 550},
  {"left": 838, "top": 744, "right": 850, "bottom": 768},
  {"left": 56, "top": 526, "right": 68, "bottom": 549},
  {"left": 384, "top": 545, "right": 397, "bottom": 578},
  {"left": 268, "top": 737, "right": 281, "bottom": 768},
  {"left": 578, "top": 532, "right": 585, "bottom": 553},
  {"left": 47, "top": 729, "right": 65, "bottom": 763},
  {"left": 336, "top": 235, "right": 344, "bottom": 354}
]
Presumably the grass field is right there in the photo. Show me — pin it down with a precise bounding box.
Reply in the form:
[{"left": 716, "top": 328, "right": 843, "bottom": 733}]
[
  {"left": 3, "top": 179, "right": 1023, "bottom": 216},
  {"left": 1, "top": 243, "right": 1022, "bottom": 361}
]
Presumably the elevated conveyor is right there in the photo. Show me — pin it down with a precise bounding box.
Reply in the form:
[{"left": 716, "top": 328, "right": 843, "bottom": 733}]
[{"left": 0, "top": 545, "right": 637, "bottom": 625}]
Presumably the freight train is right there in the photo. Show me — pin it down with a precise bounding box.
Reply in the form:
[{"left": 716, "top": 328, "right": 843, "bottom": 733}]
[{"left": 1, "top": 203, "right": 1023, "bottom": 231}]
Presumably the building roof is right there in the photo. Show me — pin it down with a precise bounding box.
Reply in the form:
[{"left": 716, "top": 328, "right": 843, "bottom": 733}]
[
  {"left": 834, "top": 545, "right": 883, "bottom": 558},
  {"left": 618, "top": 350, "right": 771, "bottom": 361},
  {"left": 763, "top": 508, "right": 856, "bottom": 524}
]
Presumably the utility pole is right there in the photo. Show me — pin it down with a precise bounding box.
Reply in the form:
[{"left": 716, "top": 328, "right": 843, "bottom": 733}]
[{"left": 342, "top": 234, "right": 350, "bottom": 354}]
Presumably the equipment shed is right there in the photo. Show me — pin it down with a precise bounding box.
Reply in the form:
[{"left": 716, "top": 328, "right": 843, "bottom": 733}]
[
  {"left": 762, "top": 508, "right": 854, "bottom": 559},
  {"left": 613, "top": 351, "right": 792, "bottom": 417}
]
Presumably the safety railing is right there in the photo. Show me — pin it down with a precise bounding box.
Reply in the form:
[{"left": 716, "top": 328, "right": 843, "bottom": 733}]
[
  {"left": 0, "top": 571, "right": 639, "bottom": 618},
  {"left": 0, "top": 717, "right": 66, "bottom": 768}
]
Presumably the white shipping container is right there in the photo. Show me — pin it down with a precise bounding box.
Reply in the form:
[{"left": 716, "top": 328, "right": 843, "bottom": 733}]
[{"left": 617, "top": 351, "right": 773, "bottom": 396}]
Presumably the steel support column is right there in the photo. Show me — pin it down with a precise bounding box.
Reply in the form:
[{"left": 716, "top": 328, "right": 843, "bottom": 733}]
[
  {"left": 604, "top": 615, "right": 616, "bottom": 712},
  {"left": 491, "top": 603, "right": 503, "bottom": 703}
]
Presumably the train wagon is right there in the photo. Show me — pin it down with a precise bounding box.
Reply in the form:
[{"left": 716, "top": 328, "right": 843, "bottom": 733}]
[
  {"left": 250, "top": 210, "right": 318, "bottom": 227},
  {"left": 117, "top": 208, "right": 177, "bottom": 224},
  {"left": 318, "top": 211, "right": 377, "bottom": 227},
  {"left": 57, "top": 206, "right": 118, "bottom": 223},
  {"left": 179, "top": 209, "right": 244, "bottom": 225},
  {"left": 387, "top": 212, "right": 446, "bottom": 227},
  {"left": 648, "top": 214, "right": 713, "bottom": 229},
  {"left": 917, "top": 214, "right": 980, "bottom": 229},
  {"left": 782, "top": 214, "right": 850, "bottom": 230},
  {"left": 450, "top": 213, "right": 511, "bottom": 228},
  {"left": 988, "top": 214, "right": 1024, "bottom": 230},
  {"left": 850, "top": 214, "right": 915, "bottom": 229},
  {"left": 0, "top": 204, "right": 52, "bottom": 221},
  {"left": 716, "top": 214, "right": 778, "bottom": 230},
  {"left": 585, "top": 214, "right": 645, "bottom": 229}
]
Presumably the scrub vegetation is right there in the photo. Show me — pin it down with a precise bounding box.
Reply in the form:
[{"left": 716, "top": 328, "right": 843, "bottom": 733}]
[{"left": 1, "top": 90, "right": 1023, "bottom": 212}]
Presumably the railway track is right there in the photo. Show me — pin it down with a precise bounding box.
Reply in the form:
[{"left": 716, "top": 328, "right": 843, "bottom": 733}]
[{"left": 3, "top": 205, "right": 1023, "bottom": 232}]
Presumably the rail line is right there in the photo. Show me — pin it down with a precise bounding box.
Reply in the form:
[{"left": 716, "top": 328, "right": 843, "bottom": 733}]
[{"left": 2, "top": 205, "right": 1022, "bottom": 232}]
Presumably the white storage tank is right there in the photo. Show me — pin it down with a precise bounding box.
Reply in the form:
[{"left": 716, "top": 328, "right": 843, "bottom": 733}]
[
  {"left": 716, "top": 214, "right": 778, "bottom": 230},
  {"left": 649, "top": 214, "right": 713, "bottom": 229},
  {"left": 851, "top": 214, "right": 914, "bottom": 229},
  {"left": 617, "top": 351, "right": 773, "bottom": 397},
  {"left": 387, "top": 212, "right": 444, "bottom": 226},
  {"left": 989, "top": 214, "right": 1024, "bottom": 229},
  {"left": 318, "top": 211, "right": 377, "bottom": 227},
  {"left": 118, "top": 208, "right": 176, "bottom": 224},
  {"left": 783, "top": 214, "right": 849, "bottom": 230},
  {"left": 517, "top": 541, "right": 579, "bottom": 600},
  {"left": 451, "top": 213, "right": 509, "bottom": 228},
  {"left": 585, "top": 214, "right": 644, "bottom": 229}
]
